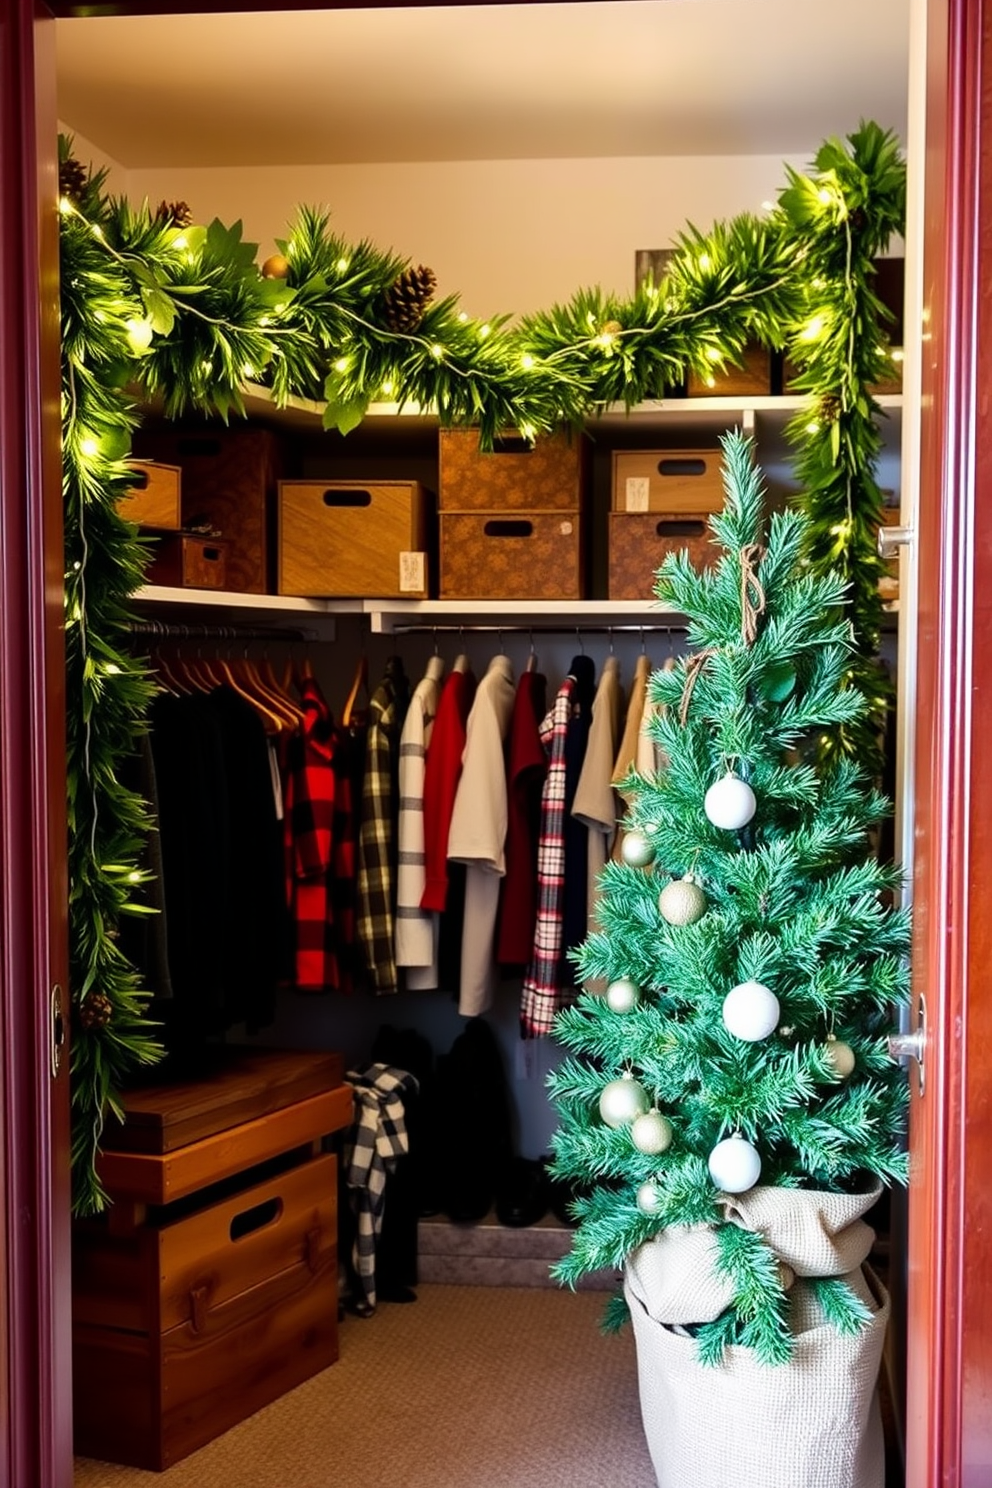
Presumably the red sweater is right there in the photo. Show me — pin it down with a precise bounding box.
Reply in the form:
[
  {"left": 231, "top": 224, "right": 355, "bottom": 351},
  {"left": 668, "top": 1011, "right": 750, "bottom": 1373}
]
[
  {"left": 420, "top": 666, "right": 476, "bottom": 912},
  {"left": 496, "top": 668, "right": 547, "bottom": 967}
]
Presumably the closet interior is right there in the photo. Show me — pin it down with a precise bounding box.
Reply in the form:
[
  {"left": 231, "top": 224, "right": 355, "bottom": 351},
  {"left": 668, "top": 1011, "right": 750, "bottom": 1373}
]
[{"left": 57, "top": 3, "right": 912, "bottom": 1479}]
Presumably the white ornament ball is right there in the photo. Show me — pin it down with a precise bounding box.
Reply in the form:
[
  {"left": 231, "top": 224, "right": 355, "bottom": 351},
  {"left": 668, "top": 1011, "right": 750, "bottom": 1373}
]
[
  {"left": 722, "top": 980, "right": 780, "bottom": 1042},
  {"left": 636, "top": 1180, "right": 663, "bottom": 1214},
  {"left": 704, "top": 772, "right": 757, "bottom": 831},
  {"left": 621, "top": 829, "right": 656, "bottom": 868},
  {"left": 708, "top": 1134, "right": 762, "bottom": 1193},
  {"left": 631, "top": 1111, "right": 674, "bottom": 1155},
  {"left": 658, "top": 875, "right": 707, "bottom": 927},
  {"left": 606, "top": 978, "right": 640, "bottom": 1014},
  {"left": 824, "top": 1036, "right": 857, "bottom": 1078},
  {"left": 599, "top": 1075, "right": 650, "bottom": 1129}
]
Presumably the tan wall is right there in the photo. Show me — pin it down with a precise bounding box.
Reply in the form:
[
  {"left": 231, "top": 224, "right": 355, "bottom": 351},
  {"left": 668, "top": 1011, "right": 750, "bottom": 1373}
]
[{"left": 122, "top": 153, "right": 804, "bottom": 318}]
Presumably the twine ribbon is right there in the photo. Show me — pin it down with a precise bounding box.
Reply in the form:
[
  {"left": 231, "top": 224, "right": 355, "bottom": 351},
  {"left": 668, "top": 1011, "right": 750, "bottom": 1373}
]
[
  {"left": 740, "top": 543, "right": 767, "bottom": 645},
  {"left": 678, "top": 647, "right": 718, "bottom": 725}
]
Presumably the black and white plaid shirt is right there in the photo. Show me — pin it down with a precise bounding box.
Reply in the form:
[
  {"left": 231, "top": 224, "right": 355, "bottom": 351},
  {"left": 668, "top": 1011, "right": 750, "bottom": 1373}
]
[{"left": 344, "top": 1063, "right": 420, "bottom": 1309}]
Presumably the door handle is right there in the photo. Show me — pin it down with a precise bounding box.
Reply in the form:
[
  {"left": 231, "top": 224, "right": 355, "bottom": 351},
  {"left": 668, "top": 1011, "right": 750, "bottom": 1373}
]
[
  {"left": 888, "top": 993, "right": 926, "bottom": 1097},
  {"left": 878, "top": 525, "right": 913, "bottom": 559}
]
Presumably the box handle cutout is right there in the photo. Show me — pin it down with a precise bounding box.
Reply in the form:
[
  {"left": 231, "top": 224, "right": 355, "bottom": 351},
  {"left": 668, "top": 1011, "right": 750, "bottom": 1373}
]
[
  {"left": 656, "top": 519, "right": 707, "bottom": 538},
  {"left": 483, "top": 519, "right": 534, "bottom": 538},
  {"left": 201, "top": 546, "right": 222, "bottom": 563},
  {"left": 490, "top": 436, "right": 532, "bottom": 456},
  {"left": 322, "top": 488, "right": 373, "bottom": 507},
  {"left": 176, "top": 437, "right": 223, "bottom": 458},
  {"left": 229, "top": 1196, "right": 283, "bottom": 1241},
  {"left": 658, "top": 457, "right": 708, "bottom": 478},
  {"left": 129, "top": 467, "right": 150, "bottom": 490}
]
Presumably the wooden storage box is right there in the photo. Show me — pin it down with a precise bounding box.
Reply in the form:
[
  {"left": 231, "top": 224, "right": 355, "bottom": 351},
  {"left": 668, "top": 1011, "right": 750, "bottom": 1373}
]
[
  {"left": 72, "top": 1049, "right": 351, "bottom": 1472},
  {"left": 440, "top": 510, "right": 584, "bottom": 600},
  {"left": 439, "top": 427, "right": 590, "bottom": 511},
  {"left": 278, "top": 479, "right": 430, "bottom": 597},
  {"left": 612, "top": 449, "right": 725, "bottom": 514},
  {"left": 146, "top": 533, "right": 229, "bottom": 590},
  {"left": 687, "top": 343, "right": 772, "bottom": 398},
  {"left": 119, "top": 461, "right": 182, "bottom": 530},
  {"left": 132, "top": 426, "right": 283, "bottom": 594},
  {"left": 609, "top": 511, "right": 717, "bottom": 600}
]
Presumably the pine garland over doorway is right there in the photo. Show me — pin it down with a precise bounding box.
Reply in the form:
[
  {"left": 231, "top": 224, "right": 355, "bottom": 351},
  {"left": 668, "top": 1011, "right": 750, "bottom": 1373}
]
[{"left": 57, "top": 123, "right": 905, "bottom": 1214}]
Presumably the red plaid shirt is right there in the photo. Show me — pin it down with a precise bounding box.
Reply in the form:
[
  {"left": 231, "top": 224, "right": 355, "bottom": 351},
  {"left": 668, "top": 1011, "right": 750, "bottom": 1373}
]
[
  {"left": 283, "top": 675, "right": 339, "bottom": 992},
  {"left": 521, "top": 675, "right": 576, "bottom": 1036}
]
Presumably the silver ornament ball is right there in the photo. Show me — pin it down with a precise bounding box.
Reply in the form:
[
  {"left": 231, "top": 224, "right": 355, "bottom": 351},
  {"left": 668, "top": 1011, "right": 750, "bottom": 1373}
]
[
  {"left": 704, "top": 772, "right": 757, "bottom": 831},
  {"left": 631, "top": 1110, "right": 674, "bottom": 1155},
  {"left": 636, "top": 1180, "right": 663, "bottom": 1214},
  {"left": 722, "top": 980, "right": 780, "bottom": 1042},
  {"left": 621, "top": 829, "right": 656, "bottom": 868},
  {"left": 606, "top": 977, "right": 640, "bottom": 1014},
  {"left": 658, "top": 876, "right": 707, "bottom": 926},
  {"left": 707, "top": 1134, "right": 762, "bottom": 1193},
  {"left": 599, "top": 1075, "right": 650, "bottom": 1129}
]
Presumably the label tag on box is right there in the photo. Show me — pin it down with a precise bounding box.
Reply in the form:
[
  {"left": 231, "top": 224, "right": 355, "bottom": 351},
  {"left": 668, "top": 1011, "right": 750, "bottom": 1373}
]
[
  {"left": 399, "top": 551, "right": 426, "bottom": 593},
  {"left": 625, "top": 477, "right": 651, "bottom": 512}
]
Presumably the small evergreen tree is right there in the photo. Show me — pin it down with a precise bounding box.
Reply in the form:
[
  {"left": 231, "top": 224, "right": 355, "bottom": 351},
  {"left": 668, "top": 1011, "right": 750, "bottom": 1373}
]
[{"left": 549, "top": 430, "right": 910, "bottom": 1363}]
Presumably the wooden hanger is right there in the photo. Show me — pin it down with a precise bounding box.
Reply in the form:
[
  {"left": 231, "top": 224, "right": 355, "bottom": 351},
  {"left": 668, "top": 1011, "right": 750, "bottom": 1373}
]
[
  {"left": 235, "top": 651, "right": 303, "bottom": 729},
  {"left": 342, "top": 653, "right": 368, "bottom": 727}
]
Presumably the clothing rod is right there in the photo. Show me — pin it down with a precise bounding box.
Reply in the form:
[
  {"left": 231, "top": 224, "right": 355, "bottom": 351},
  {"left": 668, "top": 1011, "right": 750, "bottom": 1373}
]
[
  {"left": 127, "top": 620, "right": 319, "bottom": 643},
  {"left": 385, "top": 622, "right": 686, "bottom": 636}
]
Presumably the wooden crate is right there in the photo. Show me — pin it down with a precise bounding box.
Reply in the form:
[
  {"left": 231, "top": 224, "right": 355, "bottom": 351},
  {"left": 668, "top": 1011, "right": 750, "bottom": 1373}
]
[
  {"left": 72, "top": 1049, "right": 351, "bottom": 1471},
  {"left": 278, "top": 479, "right": 430, "bottom": 598},
  {"left": 146, "top": 533, "right": 229, "bottom": 590},
  {"left": 440, "top": 510, "right": 583, "bottom": 599},
  {"left": 612, "top": 449, "right": 724, "bottom": 513},
  {"left": 687, "top": 343, "right": 772, "bottom": 398},
  {"left": 439, "top": 427, "right": 590, "bottom": 511},
  {"left": 119, "top": 461, "right": 182, "bottom": 530},
  {"left": 608, "top": 511, "right": 717, "bottom": 600},
  {"left": 132, "top": 426, "right": 283, "bottom": 594}
]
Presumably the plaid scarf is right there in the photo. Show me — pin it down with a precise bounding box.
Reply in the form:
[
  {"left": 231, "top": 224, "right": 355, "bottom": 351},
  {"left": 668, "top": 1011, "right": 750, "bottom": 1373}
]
[{"left": 344, "top": 1063, "right": 419, "bottom": 1310}]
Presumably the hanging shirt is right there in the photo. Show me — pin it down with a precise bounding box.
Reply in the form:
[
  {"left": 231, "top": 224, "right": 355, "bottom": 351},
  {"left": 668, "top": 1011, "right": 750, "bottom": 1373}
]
[
  {"left": 447, "top": 654, "right": 516, "bottom": 1017},
  {"left": 331, "top": 715, "right": 364, "bottom": 995},
  {"left": 635, "top": 655, "right": 675, "bottom": 781},
  {"left": 611, "top": 652, "right": 652, "bottom": 862},
  {"left": 420, "top": 663, "right": 476, "bottom": 913},
  {"left": 395, "top": 655, "right": 445, "bottom": 990},
  {"left": 357, "top": 656, "right": 409, "bottom": 995},
  {"left": 496, "top": 666, "right": 547, "bottom": 970},
  {"left": 561, "top": 653, "right": 597, "bottom": 970},
  {"left": 521, "top": 673, "right": 576, "bottom": 1038},
  {"left": 283, "top": 674, "right": 339, "bottom": 993},
  {"left": 572, "top": 655, "right": 624, "bottom": 968}
]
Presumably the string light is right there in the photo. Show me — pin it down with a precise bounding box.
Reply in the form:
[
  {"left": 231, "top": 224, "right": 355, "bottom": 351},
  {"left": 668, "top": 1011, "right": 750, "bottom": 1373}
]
[
  {"left": 336, "top": 257, "right": 350, "bottom": 273},
  {"left": 79, "top": 436, "right": 98, "bottom": 458}
]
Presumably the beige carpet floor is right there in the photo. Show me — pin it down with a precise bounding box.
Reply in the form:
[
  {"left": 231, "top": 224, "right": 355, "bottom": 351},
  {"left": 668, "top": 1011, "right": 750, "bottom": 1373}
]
[{"left": 74, "top": 1285, "right": 657, "bottom": 1488}]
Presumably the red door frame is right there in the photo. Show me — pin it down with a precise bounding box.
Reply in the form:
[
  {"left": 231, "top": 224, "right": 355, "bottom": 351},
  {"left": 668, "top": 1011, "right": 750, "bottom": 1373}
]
[
  {"left": 3, "top": 1, "right": 991, "bottom": 1484},
  {"left": 906, "top": 0, "right": 992, "bottom": 1481},
  {"left": 0, "top": 3, "right": 72, "bottom": 1487}
]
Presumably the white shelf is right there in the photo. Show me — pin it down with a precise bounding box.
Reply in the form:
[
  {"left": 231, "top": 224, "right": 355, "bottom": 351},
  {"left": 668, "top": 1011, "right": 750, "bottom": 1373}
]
[{"left": 132, "top": 587, "right": 684, "bottom": 636}]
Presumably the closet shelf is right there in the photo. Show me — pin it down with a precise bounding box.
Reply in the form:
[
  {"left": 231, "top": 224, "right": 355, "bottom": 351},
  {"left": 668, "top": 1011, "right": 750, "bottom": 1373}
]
[
  {"left": 239, "top": 381, "right": 903, "bottom": 437},
  {"left": 132, "top": 587, "right": 687, "bottom": 636}
]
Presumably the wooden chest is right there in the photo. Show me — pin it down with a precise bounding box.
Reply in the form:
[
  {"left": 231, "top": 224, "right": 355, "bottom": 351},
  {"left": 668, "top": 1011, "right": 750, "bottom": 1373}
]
[
  {"left": 72, "top": 1049, "right": 352, "bottom": 1471},
  {"left": 439, "top": 427, "right": 590, "bottom": 511},
  {"left": 119, "top": 461, "right": 182, "bottom": 530},
  {"left": 132, "top": 426, "right": 283, "bottom": 594},
  {"left": 608, "top": 511, "right": 717, "bottom": 600},
  {"left": 612, "top": 449, "right": 725, "bottom": 513},
  {"left": 145, "top": 533, "right": 229, "bottom": 590},
  {"left": 278, "top": 479, "right": 430, "bottom": 597},
  {"left": 439, "top": 510, "right": 584, "bottom": 599}
]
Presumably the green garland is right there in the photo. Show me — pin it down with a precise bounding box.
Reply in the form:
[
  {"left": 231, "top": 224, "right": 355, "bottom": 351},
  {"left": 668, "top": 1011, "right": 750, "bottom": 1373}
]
[{"left": 59, "top": 122, "right": 905, "bottom": 1213}]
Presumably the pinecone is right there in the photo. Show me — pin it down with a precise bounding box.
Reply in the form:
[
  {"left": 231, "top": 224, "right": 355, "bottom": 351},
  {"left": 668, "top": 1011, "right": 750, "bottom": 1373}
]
[
  {"left": 59, "top": 156, "right": 88, "bottom": 205},
  {"left": 819, "top": 392, "right": 842, "bottom": 424},
  {"left": 78, "top": 992, "right": 113, "bottom": 1031},
  {"left": 382, "top": 265, "right": 437, "bottom": 333},
  {"left": 155, "top": 199, "right": 193, "bottom": 229}
]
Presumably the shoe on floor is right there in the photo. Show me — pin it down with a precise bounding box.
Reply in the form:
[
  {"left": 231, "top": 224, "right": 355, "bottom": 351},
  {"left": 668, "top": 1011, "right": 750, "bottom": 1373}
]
[{"left": 496, "top": 1157, "right": 549, "bottom": 1228}]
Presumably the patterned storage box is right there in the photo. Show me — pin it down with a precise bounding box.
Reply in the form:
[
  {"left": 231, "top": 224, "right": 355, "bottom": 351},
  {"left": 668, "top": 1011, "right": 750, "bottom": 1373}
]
[
  {"left": 440, "top": 510, "right": 583, "bottom": 599},
  {"left": 608, "top": 511, "right": 717, "bottom": 600},
  {"left": 439, "top": 427, "right": 590, "bottom": 511}
]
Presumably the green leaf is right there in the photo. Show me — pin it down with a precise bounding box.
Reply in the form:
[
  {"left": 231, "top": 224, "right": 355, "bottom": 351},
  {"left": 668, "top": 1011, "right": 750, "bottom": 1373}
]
[{"left": 142, "top": 288, "right": 175, "bottom": 336}]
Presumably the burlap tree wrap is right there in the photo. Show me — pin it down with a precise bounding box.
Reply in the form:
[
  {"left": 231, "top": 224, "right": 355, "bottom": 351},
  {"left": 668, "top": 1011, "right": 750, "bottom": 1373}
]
[{"left": 624, "top": 1185, "right": 889, "bottom": 1488}]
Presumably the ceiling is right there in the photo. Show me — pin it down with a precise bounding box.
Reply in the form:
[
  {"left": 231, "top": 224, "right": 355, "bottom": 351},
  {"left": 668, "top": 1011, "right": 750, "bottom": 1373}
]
[{"left": 55, "top": 1, "right": 911, "bottom": 170}]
